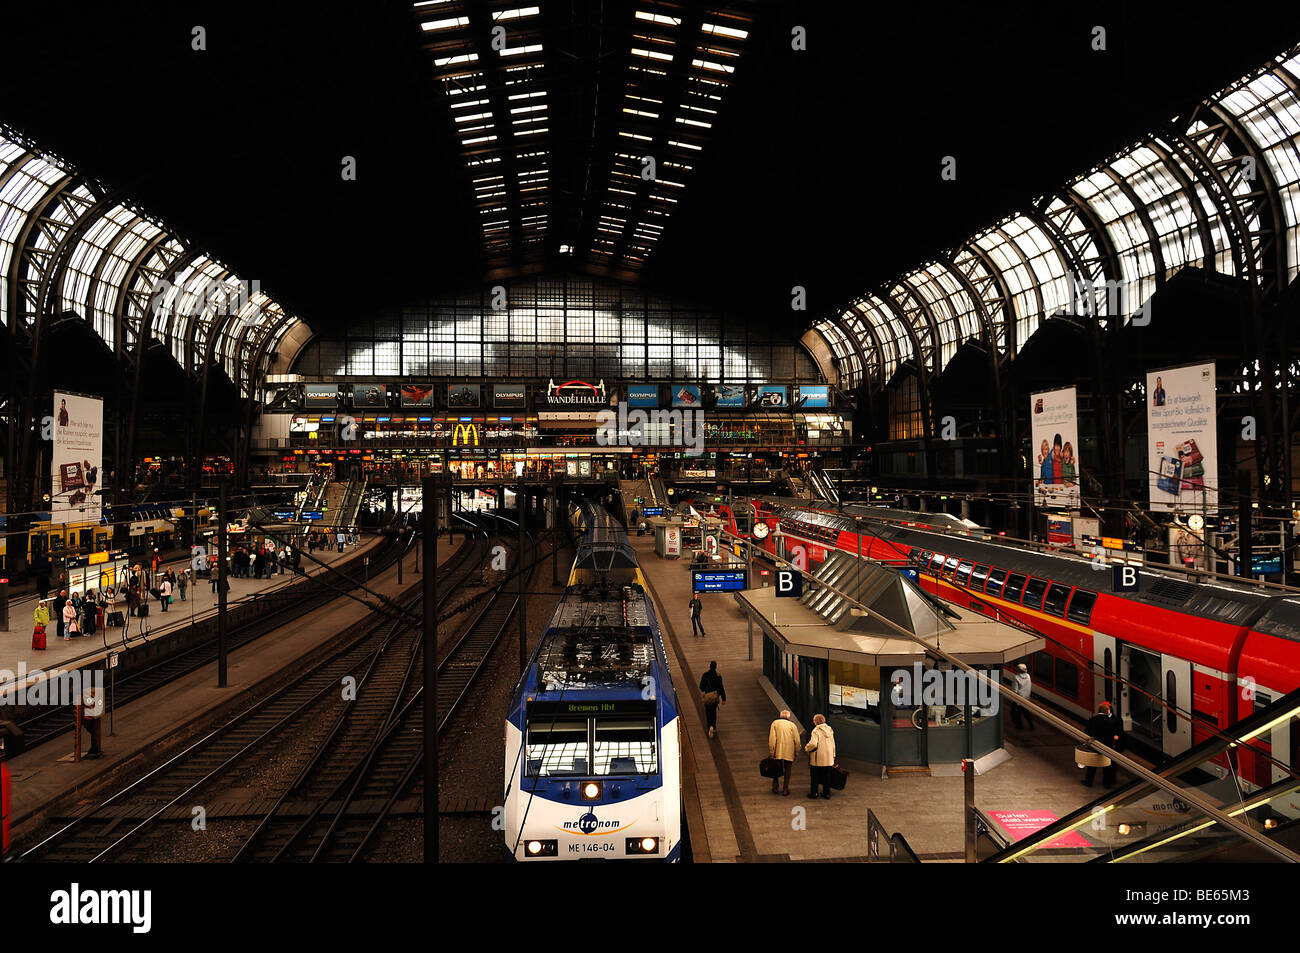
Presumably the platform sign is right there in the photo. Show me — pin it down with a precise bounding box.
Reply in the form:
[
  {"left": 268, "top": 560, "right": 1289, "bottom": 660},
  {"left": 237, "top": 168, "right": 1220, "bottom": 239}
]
[
  {"left": 272, "top": 510, "right": 297, "bottom": 521},
  {"left": 108, "top": 652, "right": 119, "bottom": 670},
  {"left": 775, "top": 568, "right": 803, "bottom": 598},
  {"left": 693, "top": 570, "right": 747, "bottom": 592},
  {"left": 1112, "top": 564, "right": 1141, "bottom": 592},
  {"left": 300, "top": 510, "right": 324, "bottom": 521},
  {"left": 986, "top": 810, "right": 1091, "bottom": 849},
  {"left": 643, "top": 506, "right": 663, "bottom": 517},
  {"left": 1147, "top": 362, "right": 1218, "bottom": 513}
]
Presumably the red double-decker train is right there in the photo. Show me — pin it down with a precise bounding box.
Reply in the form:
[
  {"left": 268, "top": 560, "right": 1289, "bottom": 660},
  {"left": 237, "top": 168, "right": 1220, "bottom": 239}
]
[{"left": 711, "top": 497, "right": 1299, "bottom": 797}]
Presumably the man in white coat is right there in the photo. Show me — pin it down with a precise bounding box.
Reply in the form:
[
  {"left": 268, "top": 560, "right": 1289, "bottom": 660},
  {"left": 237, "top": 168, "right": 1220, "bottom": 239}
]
[
  {"left": 768, "top": 710, "right": 801, "bottom": 796},
  {"left": 804, "top": 714, "right": 837, "bottom": 799},
  {"left": 1011, "top": 663, "right": 1035, "bottom": 730}
]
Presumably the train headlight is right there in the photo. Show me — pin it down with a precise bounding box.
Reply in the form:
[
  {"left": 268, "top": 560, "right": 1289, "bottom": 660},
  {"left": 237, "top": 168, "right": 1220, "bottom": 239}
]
[
  {"left": 626, "top": 836, "right": 660, "bottom": 854},
  {"left": 524, "top": 839, "right": 557, "bottom": 857},
  {"left": 582, "top": 781, "right": 602, "bottom": 800}
]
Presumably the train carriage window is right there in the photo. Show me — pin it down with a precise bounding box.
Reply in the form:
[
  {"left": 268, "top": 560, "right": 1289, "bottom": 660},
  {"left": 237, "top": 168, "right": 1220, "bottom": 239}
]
[
  {"left": 985, "top": 568, "right": 1008, "bottom": 596},
  {"left": 1021, "top": 577, "right": 1048, "bottom": 610},
  {"left": 1054, "top": 658, "right": 1079, "bottom": 699},
  {"left": 594, "top": 717, "right": 658, "bottom": 775},
  {"left": 943, "top": 555, "right": 960, "bottom": 579},
  {"left": 1043, "top": 583, "right": 1072, "bottom": 617},
  {"left": 954, "top": 561, "right": 975, "bottom": 588},
  {"left": 1065, "top": 589, "right": 1098, "bottom": 626},
  {"left": 1003, "top": 573, "right": 1027, "bottom": 603},
  {"left": 1033, "top": 651, "right": 1054, "bottom": 687},
  {"left": 970, "top": 564, "right": 990, "bottom": 590},
  {"left": 930, "top": 554, "right": 946, "bottom": 575}
]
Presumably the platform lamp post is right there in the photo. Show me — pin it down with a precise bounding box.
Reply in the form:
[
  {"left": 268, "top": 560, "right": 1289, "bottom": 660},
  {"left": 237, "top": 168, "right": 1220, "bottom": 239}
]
[
  {"left": 422, "top": 474, "right": 438, "bottom": 863},
  {"left": 217, "top": 483, "right": 228, "bottom": 688}
]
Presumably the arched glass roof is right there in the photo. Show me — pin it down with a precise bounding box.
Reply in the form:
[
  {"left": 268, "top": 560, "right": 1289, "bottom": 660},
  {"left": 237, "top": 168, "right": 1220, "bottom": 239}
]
[
  {"left": 808, "top": 42, "right": 1300, "bottom": 390},
  {"left": 1, "top": 124, "right": 308, "bottom": 397}
]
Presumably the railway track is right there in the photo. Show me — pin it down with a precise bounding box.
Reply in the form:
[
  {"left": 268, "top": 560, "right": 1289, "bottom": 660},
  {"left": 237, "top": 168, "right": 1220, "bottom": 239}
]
[{"left": 16, "top": 524, "right": 497, "bottom": 864}]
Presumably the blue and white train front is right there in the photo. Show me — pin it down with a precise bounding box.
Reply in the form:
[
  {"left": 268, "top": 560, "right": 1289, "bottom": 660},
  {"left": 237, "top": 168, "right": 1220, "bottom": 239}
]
[{"left": 505, "top": 694, "right": 681, "bottom": 861}]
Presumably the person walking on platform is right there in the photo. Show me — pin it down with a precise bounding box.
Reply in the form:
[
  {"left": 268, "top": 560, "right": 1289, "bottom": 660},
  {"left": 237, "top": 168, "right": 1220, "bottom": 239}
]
[
  {"left": 158, "top": 574, "right": 172, "bottom": 613},
  {"left": 805, "top": 714, "right": 837, "bottom": 799},
  {"left": 768, "top": 709, "right": 801, "bottom": 796},
  {"left": 53, "top": 589, "right": 68, "bottom": 641},
  {"left": 1011, "top": 663, "right": 1035, "bottom": 730},
  {"left": 1083, "top": 702, "right": 1124, "bottom": 788},
  {"left": 688, "top": 594, "right": 706, "bottom": 637},
  {"left": 699, "top": 661, "right": 726, "bottom": 738}
]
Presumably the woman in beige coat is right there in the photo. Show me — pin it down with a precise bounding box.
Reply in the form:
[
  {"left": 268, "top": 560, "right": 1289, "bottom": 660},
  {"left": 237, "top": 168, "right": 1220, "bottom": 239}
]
[{"left": 804, "top": 714, "right": 837, "bottom": 799}]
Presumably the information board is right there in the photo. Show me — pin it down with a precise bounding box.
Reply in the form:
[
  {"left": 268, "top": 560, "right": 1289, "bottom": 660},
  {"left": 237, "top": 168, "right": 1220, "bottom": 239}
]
[{"left": 692, "top": 569, "right": 747, "bottom": 592}]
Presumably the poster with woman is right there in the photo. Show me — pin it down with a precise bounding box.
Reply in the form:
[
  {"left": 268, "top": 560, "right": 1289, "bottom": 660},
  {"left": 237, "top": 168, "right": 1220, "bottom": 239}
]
[
  {"left": 1030, "top": 387, "right": 1080, "bottom": 509},
  {"left": 1147, "top": 363, "right": 1218, "bottom": 513}
]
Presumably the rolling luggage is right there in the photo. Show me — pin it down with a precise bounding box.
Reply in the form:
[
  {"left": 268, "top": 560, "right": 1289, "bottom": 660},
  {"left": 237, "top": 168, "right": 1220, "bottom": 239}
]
[
  {"left": 827, "top": 764, "right": 848, "bottom": 791},
  {"left": 32, "top": 624, "right": 47, "bottom": 651}
]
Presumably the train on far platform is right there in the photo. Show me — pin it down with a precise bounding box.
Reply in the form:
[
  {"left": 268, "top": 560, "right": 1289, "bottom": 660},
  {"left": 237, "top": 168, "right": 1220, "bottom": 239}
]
[
  {"left": 704, "top": 495, "right": 1299, "bottom": 803},
  {"left": 503, "top": 501, "right": 682, "bottom": 861}
]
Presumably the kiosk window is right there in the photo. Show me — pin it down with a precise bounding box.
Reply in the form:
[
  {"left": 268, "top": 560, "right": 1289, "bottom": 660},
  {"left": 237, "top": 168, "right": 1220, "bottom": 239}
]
[
  {"left": 1043, "top": 583, "right": 1071, "bottom": 617},
  {"left": 985, "top": 568, "right": 1008, "bottom": 596},
  {"left": 1003, "top": 573, "right": 1027, "bottom": 603},
  {"left": 1021, "top": 577, "right": 1048, "bottom": 610},
  {"left": 1066, "top": 589, "right": 1097, "bottom": 625},
  {"left": 970, "top": 564, "right": 990, "bottom": 589}
]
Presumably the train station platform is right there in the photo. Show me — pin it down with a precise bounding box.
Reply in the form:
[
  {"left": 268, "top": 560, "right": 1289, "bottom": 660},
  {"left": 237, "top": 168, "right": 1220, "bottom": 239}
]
[
  {"left": 2, "top": 540, "right": 454, "bottom": 842},
  {"left": 630, "top": 534, "right": 1128, "bottom": 861},
  {"left": 0, "top": 535, "right": 382, "bottom": 704}
]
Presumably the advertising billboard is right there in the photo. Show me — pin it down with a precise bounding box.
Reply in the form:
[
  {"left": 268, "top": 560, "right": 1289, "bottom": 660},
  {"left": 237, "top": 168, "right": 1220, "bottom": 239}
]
[
  {"left": 627, "top": 384, "right": 659, "bottom": 408},
  {"left": 447, "top": 383, "right": 481, "bottom": 409},
  {"left": 51, "top": 392, "right": 103, "bottom": 522},
  {"left": 714, "top": 384, "right": 745, "bottom": 408},
  {"left": 671, "top": 384, "right": 702, "bottom": 408},
  {"left": 400, "top": 384, "right": 435, "bottom": 407},
  {"left": 1148, "top": 362, "right": 1218, "bottom": 513},
  {"left": 303, "top": 383, "right": 338, "bottom": 408},
  {"left": 544, "top": 378, "right": 608, "bottom": 406},
  {"left": 351, "top": 383, "right": 388, "bottom": 408},
  {"left": 1031, "top": 386, "right": 1080, "bottom": 509},
  {"left": 796, "top": 384, "right": 829, "bottom": 408},
  {"left": 491, "top": 383, "right": 527, "bottom": 409},
  {"left": 754, "top": 384, "right": 788, "bottom": 408}
]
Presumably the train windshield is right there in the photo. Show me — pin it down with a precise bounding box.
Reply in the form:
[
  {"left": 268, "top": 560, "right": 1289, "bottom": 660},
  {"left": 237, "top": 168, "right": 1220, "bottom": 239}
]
[{"left": 525, "top": 714, "right": 659, "bottom": 777}]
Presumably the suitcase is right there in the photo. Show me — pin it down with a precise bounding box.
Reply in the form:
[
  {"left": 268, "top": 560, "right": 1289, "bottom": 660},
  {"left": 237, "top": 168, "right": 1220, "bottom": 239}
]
[
  {"left": 107, "top": 611, "right": 125, "bottom": 627},
  {"left": 139, "top": 602, "right": 150, "bottom": 617},
  {"left": 97, "top": 607, "right": 105, "bottom": 628},
  {"left": 32, "top": 624, "right": 47, "bottom": 651},
  {"left": 827, "top": 764, "right": 849, "bottom": 791},
  {"left": 760, "top": 757, "right": 784, "bottom": 779}
]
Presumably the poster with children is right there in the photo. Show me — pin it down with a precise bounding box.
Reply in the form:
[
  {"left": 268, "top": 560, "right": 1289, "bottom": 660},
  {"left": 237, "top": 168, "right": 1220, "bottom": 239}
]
[{"left": 1030, "top": 387, "right": 1080, "bottom": 509}]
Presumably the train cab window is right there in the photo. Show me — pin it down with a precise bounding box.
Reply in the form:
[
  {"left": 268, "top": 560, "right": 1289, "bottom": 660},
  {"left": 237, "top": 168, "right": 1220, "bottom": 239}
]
[
  {"left": 970, "top": 564, "right": 990, "bottom": 590},
  {"left": 929, "top": 554, "right": 946, "bottom": 575},
  {"left": 1054, "top": 659, "right": 1079, "bottom": 700},
  {"left": 1065, "top": 589, "right": 1098, "bottom": 626},
  {"left": 1021, "top": 577, "right": 1048, "bottom": 611},
  {"left": 526, "top": 716, "right": 591, "bottom": 776},
  {"left": 954, "top": 561, "right": 975, "bottom": 588},
  {"left": 985, "top": 568, "right": 1008, "bottom": 596},
  {"left": 594, "top": 717, "right": 658, "bottom": 775},
  {"left": 1003, "top": 573, "right": 1027, "bottom": 603},
  {"left": 1043, "top": 583, "right": 1072, "bottom": 617},
  {"left": 943, "top": 556, "right": 961, "bottom": 579}
]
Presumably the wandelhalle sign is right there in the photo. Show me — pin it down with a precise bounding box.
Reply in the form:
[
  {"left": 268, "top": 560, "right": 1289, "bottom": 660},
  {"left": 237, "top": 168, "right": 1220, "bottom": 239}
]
[{"left": 544, "top": 378, "right": 608, "bottom": 406}]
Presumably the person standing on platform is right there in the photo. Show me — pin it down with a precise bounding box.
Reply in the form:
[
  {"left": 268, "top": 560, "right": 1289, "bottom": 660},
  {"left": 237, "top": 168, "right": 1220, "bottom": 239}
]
[
  {"left": 805, "top": 714, "right": 837, "bottom": 799},
  {"left": 158, "top": 574, "right": 172, "bottom": 613},
  {"left": 53, "top": 589, "right": 68, "bottom": 641},
  {"left": 62, "top": 596, "right": 79, "bottom": 641},
  {"left": 1083, "top": 702, "right": 1124, "bottom": 788},
  {"left": 768, "top": 709, "right": 801, "bottom": 796},
  {"left": 688, "top": 594, "right": 706, "bottom": 637},
  {"left": 178, "top": 569, "right": 188, "bottom": 602},
  {"left": 336, "top": 531, "right": 345, "bottom": 554},
  {"left": 1011, "top": 663, "right": 1035, "bottom": 729},
  {"left": 251, "top": 549, "right": 263, "bottom": 581},
  {"left": 82, "top": 591, "right": 97, "bottom": 638},
  {"left": 81, "top": 681, "right": 104, "bottom": 759},
  {"left": 33, "top": 599, "right": 50, "bottom": 651},
  {"left": 699, "top": 661, "right": 726, "bottom": 738}
]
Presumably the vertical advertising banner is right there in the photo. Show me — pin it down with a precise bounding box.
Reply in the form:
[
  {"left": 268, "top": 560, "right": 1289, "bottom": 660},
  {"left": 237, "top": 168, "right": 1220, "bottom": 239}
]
[
  {"left": 1148, "top": 363, "right": 1217, "bottom": 513},
  {"left": 52, "top": 392, "right": 103, "bottom": 522},
  {"left": 1030, "top": 387, "right": 1080, "bottom": 509}
]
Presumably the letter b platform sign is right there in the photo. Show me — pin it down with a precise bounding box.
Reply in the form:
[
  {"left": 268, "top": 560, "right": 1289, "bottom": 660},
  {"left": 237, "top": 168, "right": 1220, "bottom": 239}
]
[
  {"left": 1112, "top": 564, "right": 1140, "bottom": 593},
  {"left": 776, "top": 569, "right": 803, "bottom": 598}
]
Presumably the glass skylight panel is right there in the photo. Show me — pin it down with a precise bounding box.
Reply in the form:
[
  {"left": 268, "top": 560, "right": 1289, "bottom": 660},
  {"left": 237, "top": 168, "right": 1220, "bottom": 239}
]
[
  {"left": 691, "top": 58, "right": 734, "bottom": 74},
  {"left": 434, "top": 52, "right": 479, "bottom": 68},
  {"left": 420, "top": 15, "right": 468, "bottom": 31},
  {"left": 631, "top": 47, "right": 673, "bottom": 62},
  {"left": 495, "top": 6, "right": 540, "bottom": 19},
  {"left": 636, "top": 11, "right": 682, "bottom": 26},
  {"left": 701, "top": 22, "right": 749, "bottom": 39}
]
